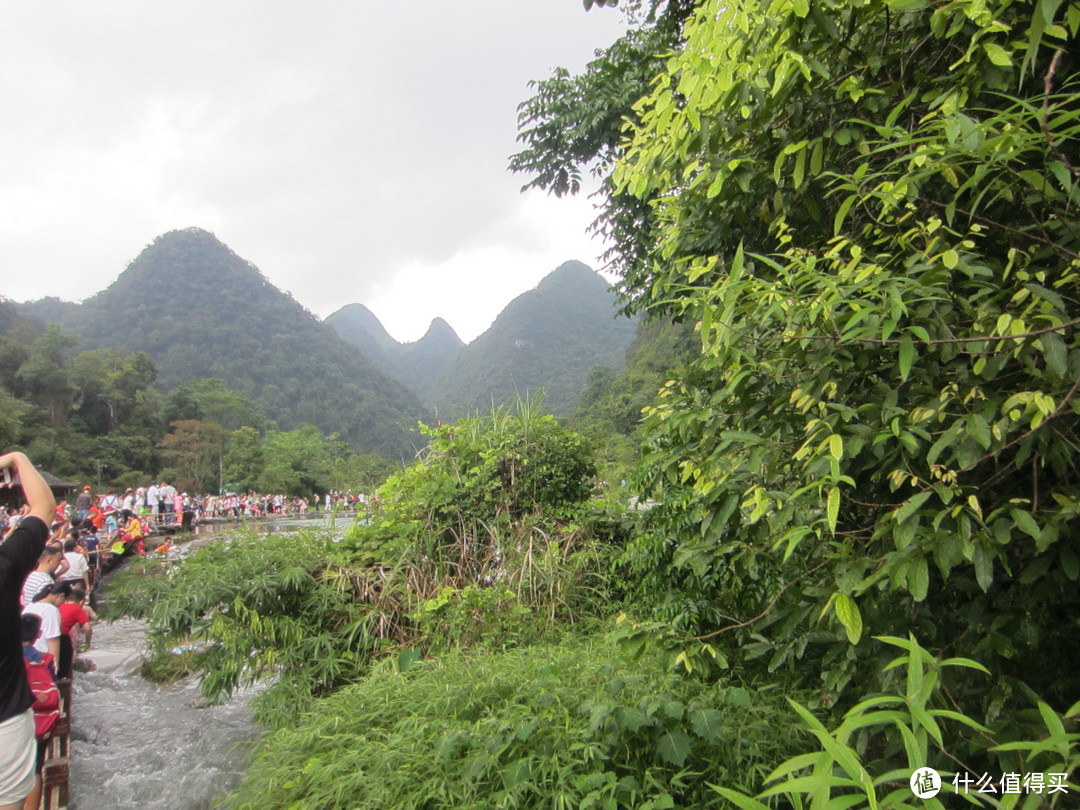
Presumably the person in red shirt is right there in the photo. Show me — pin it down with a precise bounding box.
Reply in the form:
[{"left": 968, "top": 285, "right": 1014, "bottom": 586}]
[
  {"left": 57, "top": 585, "right": 93, "bottom": 657},
  {"left": 88, "top": 504, "right": 104, "bottom": 532}
]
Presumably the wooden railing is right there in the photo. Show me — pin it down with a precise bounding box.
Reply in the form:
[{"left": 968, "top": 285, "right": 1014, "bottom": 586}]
[{"left": 40, "top": 677, "right": 71, "bottom": 810}]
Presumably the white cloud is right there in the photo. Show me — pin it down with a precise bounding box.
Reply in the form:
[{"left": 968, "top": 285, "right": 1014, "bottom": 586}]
[
  {"left": 0, "top": 1, "right": 625, "bottom": 343},
  {"left": 366, "top": 187, "right": 610, "bottom": 344}
]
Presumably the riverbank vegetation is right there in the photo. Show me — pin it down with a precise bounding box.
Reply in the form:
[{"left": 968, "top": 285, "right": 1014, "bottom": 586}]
[{"left": 100, "top": 0, "right": 1080, "bottom": 805}]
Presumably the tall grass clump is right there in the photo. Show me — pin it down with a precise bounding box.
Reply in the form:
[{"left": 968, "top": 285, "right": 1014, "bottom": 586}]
[{"left": 222, "top": 635, "right": 807, "bottom": 810}]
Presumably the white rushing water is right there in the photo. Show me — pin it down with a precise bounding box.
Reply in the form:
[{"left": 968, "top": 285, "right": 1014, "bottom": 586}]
[
  {"left": 69, "top": 617, "right": 260, "bottom": 810},
  {"left": 67, "top": 516, "right": 346, "bottom": 808}
]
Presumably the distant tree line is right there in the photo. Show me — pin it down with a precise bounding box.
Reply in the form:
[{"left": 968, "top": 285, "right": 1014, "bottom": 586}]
[{"left": 0, "top": 300, "right": 400, "bottom": 495}]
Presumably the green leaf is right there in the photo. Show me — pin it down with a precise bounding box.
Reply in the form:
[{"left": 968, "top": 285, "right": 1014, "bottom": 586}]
[
  {"left": 787, "top": 700, "right": 872, "bottom": 786},
  {"left": 501, "top": 758, "right": 533, "bottom": 790},
  {"left": 910, "top": 704, "right": 943, "bottom": 745},
  {"left": 930, "top": 709, "right": 991, "bottom": 734},
  {"left": 899, "top": 335, "right": 915, "bottom": 381},
  {"left": 909, "top": 557, "right": 929, "bottom": 602},
  {"left": 758, "top": 774, "right": 862, "bottom": 798},
  {"left": 835, "top": 592, "right": 863, "bottom": 644},
  {"left": 397, "top": 647, "right": 422, "bottom": 673},
  {"left": 1061, "top": 545, "right": 1079, "bottom": 580},
  {"left": 829, "top": 434, "right": 843, "bottom": 460},
  {"left": 690, "top": 708, "right": 725, "bottom": 740},
  {"left": 982, "top": 42, "right": 1013, "bottom": 67},
  {"left": 710, "top": 786, "right": 773, "bottom": 810},
  {"left": 834, "top": 193, "right": 857, "bottom": 235},
  {"left": 827, "top": 487, "right": 841, "bottom": 533},
  {"left": 1042, "top": 331, "right": 1068, "bottom": 377},
  {"left": 1037, "top": 701, "right": 1068, "bottom": 749},
  {"left": 895, "top": 491, "right": 932, "bottom": 525},
  {"left": 973, "top": 544, "right": 994, "bottom": 592},
  {"left": 1010, "top": 508, "right": 1042, "bottom": 540},
  {"left": 657, "top": 728, "right": 692, "bottom": 766},
  {"left": 966, "top": 413, "right": 992, "bottom": 450}
]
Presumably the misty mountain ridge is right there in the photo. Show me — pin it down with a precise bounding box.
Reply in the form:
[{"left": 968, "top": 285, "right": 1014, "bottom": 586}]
[
  {"left": 326, "top": 261, "right": 637, "bottom": 416},
  {"left": 18, "top": 228, "right": 427, "bottom": 460},
  {"left": 13, "top": 229, "right": 636, "bottom": 453},
  {"left": 426, "top": 260, "right": 638, "bottom": 417},
  {"left": 326, "top": 304, "right": 465, "bottom": 404}
]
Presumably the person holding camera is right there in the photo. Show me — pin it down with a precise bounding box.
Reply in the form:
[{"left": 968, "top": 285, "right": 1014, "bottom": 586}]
[{"left": 0, "top": 453, "right": 56, "bottom": 810}]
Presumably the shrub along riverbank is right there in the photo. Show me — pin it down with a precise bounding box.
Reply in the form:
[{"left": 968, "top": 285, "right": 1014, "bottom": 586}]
[{"left": 106, "top": 398, "right": 1080, "bottom": 808}]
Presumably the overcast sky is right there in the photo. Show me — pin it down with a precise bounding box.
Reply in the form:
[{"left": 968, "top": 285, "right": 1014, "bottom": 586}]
[{"left": 0, "top": 2, "right": 626, "bottom": 343}]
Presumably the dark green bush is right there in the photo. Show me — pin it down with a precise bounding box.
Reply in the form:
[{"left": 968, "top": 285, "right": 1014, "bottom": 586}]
[{"left": 223, "top": 636, "right": 807, "bottom": 810}]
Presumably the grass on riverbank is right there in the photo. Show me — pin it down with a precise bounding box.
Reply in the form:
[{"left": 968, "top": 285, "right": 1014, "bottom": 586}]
[{"left": 220, "top": 633, "right": 806, "bottom": 810}]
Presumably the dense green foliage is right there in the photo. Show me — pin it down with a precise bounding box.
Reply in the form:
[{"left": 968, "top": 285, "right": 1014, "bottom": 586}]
[
  {"left": 0, "top": 299, "right": 401, "bottom": 494},
  {"left": 19, "top": 228, "right": 427, "bottom": 460},
  {"left": 514, "top": 0, "right": 1080, "bottom": 803},
  {"left": 573, "top": 317, "right": 700, "bottom": 488},
  {"left": 80, "top": 0, "right": 1080, "bottom": 804},
  {"left": 107, "top": 529, "right": 363, "bottom": 724},
  {"left": 429, "top": 262, "right": 639, "bottom": 417},
  {"left": 606, "top": 0, "right": 1080, "bottom": 714},
  {"left": 222, "top": 637, "right": 806, "bottom": 810},
  {"left": 110, "top": 400, "right": 623, "bottom": 728}
]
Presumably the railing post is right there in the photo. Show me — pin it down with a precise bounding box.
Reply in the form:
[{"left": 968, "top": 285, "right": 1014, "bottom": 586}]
[{"left": 40, "top": 677, "right": 72, "bottom": 810}]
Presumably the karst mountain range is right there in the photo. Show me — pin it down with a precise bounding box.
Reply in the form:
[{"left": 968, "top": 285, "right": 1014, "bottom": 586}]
[{"left": 15, "top": 228, "right": 637, "bottom": 458}]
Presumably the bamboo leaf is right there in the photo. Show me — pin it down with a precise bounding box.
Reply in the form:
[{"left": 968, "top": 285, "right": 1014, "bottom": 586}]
[
  {"left": 834, "top": 193, "right": 857, "bottom": 235},
  {"left": 710, "top": 786, "right": 773, "bottom": 810}
]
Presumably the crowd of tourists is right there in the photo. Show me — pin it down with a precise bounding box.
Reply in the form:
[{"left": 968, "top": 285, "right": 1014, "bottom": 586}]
[
  {"left": 0, "top": 485, "right": 370, "bottom": 552},
  {"left": 0, "top": 461, "right": 389, "bottom": 809},
  {"left": 1, "top": 453, "right": 77, "bottom": 810},
  {"left": 0, "top": 456, "right": 379, "bottom": 810}
]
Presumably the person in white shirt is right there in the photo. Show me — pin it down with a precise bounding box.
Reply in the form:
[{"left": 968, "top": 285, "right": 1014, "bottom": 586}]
[
  {"left": 146, "top": 484, "right": 160, "bottom": 522},
  {"left": 158, "top": 482, "right": 177, "bottom": 524},
  {"left": 58, "top": 538, "right": 89, "bottom": 592},
  {"left": 20, "top": 546, "right": 62, "bottom": 607},
  {"left": 21, "top": 585, "right": 63, "bottom": 663}
]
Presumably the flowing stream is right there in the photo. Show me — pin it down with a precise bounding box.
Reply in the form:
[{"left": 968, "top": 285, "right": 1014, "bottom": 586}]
[
  {"left": 68, "top": 618, "right": 257, "bottom": 810},
  {"left": 68, "top": 516, "right": 342, "bottom": 809}
]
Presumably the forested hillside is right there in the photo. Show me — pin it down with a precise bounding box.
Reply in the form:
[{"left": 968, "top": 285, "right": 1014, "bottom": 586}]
[
  {"left": 326, "top": 305, "right": 464, "bottom": 404},
  {"left": 20, "top": 228, "right": 427, "bottom": 460},
  {"left": 429, "top": 260, "right": 637, "bottom": 416},
  {"left": 323, "top": 303, "right": 401, "bottom": 364}
]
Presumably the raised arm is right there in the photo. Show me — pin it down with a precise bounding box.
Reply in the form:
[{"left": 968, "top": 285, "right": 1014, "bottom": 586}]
[{"left": 0, "top": 452, "right": 56, "bottom": 525}]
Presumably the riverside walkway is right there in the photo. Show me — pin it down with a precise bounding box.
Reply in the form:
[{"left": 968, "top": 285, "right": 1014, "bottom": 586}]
[
  {"left": 40, "top": 676, "right": 71, "bottom": 810},
  {"left": 30, "top": 510, "right": 340, "bottom": 809}
]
